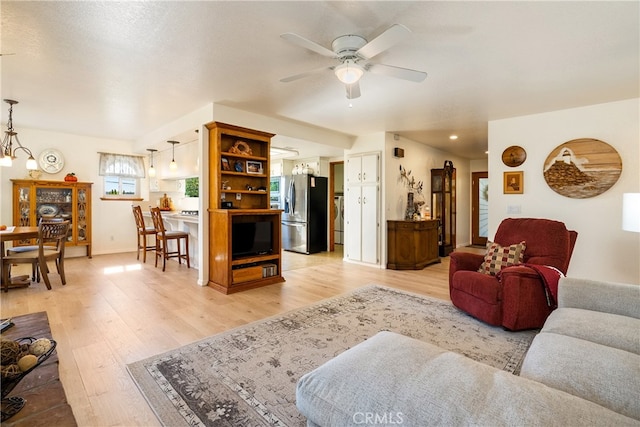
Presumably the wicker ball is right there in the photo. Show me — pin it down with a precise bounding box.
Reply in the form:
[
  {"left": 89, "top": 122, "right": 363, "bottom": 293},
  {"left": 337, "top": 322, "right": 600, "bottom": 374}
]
[
  {"left": 1, "top": 364, "right": 21, "bottom": 377},
  {"left": 17, "top": 354, "right": 38, "bottom": 372},
  {"left": 29, "top": 338, "right": 51, "bottom": 356},
  {"left": 0, "top": 339, "right": 21, "bottom": 365}
]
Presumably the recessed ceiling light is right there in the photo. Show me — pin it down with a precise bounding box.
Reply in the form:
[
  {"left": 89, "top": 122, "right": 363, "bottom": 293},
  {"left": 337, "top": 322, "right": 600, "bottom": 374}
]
[{"left": 449, "top": 135, "right": 458, "bottom": 140}]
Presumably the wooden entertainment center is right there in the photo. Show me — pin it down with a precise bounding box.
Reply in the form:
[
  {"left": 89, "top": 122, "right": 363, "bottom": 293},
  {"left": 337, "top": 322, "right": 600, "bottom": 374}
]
[{"left": 206, "top": 122, "right": 285, "bottom": 294}]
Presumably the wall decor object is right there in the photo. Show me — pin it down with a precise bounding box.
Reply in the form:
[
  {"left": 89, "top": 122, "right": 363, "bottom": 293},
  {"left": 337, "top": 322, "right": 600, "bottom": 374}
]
[
  {"left": 543, "top": 138, "right": 622, "bottom": 199},
  {"left": 38, "top": 148, "right": 64, "bottom": 174},
  {"left": 501, "top": 146, "right": 527, "bottom": 167},
  {"left": 503, "top": 171, "right": 523, "bottom": 194},
  {"left": 246, "top": 160, "right": 262, "bottom": 174},
  {"left": 393, "top": 147, "right": 405, "bottom": 158}
]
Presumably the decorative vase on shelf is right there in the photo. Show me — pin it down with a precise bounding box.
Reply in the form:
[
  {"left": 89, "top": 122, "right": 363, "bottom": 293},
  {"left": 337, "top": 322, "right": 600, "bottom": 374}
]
[{"left": 405, "top": 192, "right": 415, "bottom": 220}]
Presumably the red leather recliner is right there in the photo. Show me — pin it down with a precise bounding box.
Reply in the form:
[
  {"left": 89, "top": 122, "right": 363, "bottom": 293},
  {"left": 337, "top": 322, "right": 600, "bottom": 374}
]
[{"left": 449, "top": 218, "right": 577, "bottom": 331}]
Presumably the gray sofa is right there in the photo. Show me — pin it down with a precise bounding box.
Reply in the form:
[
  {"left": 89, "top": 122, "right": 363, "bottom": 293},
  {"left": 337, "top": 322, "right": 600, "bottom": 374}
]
[{"left": 296, "top": 277, "right": 640, "bottom": 426}]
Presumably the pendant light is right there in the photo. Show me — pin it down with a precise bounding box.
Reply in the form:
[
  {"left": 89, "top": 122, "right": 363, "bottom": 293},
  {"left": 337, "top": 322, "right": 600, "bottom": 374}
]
[
  {"left": 1, "top": 99, "right": 38, "bottom": 169},
  {"left": 147, "top": 148, "right": 157, "bottom": 177},
  {"left": 167, "top": 140, "right": 179, "bottom": 171}
]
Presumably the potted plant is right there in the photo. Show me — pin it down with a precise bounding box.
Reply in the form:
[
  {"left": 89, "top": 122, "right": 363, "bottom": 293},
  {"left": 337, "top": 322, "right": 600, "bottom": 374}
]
[{"left": 64, "top": 173, "right": 78, "bottom": 182}]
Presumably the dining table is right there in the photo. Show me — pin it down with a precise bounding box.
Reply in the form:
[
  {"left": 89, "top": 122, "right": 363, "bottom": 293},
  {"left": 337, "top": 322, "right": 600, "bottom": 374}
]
[{"left": 1, "top": 226, "right": 39, "bottom": 291}]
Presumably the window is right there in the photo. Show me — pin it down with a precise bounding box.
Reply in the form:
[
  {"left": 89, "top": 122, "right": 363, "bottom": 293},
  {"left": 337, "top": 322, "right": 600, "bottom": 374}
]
[
  {"left": 185, "top": 177, "right": 199, "bottom": 197},
  {"left": 99, "top": 153, "right": 145, "bottom": 199}
]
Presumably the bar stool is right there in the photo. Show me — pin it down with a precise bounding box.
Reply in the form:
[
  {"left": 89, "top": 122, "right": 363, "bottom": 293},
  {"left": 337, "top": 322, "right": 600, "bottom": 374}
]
[
  {"left": 132, "top": 205, "right": 156, "bottom": 263},
  {"left": 149, "top": 207, "right": 190, "bottom": 272}
]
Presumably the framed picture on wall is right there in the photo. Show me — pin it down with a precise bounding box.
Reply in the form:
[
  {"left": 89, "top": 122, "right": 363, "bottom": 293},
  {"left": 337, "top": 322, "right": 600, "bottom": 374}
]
[{"left": 503, "top": 171, "right": 523, "bottom": 194}]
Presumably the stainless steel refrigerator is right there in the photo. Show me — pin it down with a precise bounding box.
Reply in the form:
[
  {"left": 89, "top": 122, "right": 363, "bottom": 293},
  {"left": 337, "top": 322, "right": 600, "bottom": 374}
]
[{"left": 281, "top": 174, "right": 328, "bottom": 254}]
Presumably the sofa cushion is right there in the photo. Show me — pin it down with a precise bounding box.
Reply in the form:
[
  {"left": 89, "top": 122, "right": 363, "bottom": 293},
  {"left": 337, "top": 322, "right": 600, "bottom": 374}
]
[
  {"left": 451, "top": 270, "right": 501, "bottom": 303},
  {"left": 477, "top": 241, "right": 526, "bottom": 276},
  {"left": 296, "top": 331, "right": 638, "bottom": 426},
  {"left": 543, "top": 308, "right": 640, "bottom": 354},
  {"left": 521, "top": 332, "right": 640, "bottom": 421}
]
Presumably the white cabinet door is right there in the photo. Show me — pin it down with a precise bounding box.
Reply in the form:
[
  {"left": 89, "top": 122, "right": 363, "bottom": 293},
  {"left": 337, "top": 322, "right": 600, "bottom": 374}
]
[
  {"left": 360, "top": 184, "right": 379, "bottom": 263},
  {"left": 347, "top": 153, "right": 379, "bottom": 185},
  {"left": 346, "top": 186, "right": 362, "bottom": 262},
  {"left": 360, "top": 153, "right": 379, "bottom": 184},
  {"left": 345, "top": 152, "right": 380, "bottom": 265},
  {"left": 346, "top": 156, "right": 363, "bottom": 185}
]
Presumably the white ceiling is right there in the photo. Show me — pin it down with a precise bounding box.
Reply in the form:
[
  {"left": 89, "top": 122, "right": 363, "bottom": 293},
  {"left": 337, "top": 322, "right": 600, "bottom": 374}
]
[{"left": 1, "top": 1, "right": 638, "bottom": 160}]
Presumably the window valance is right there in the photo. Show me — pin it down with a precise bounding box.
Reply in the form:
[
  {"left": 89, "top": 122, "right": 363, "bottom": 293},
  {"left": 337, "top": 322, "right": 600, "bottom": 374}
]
[{"left": 98, "top": 153, "right": 146, "bottom": 178}]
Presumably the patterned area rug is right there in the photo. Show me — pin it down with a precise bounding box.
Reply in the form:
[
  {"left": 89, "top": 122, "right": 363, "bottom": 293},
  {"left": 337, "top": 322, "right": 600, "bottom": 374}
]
[{"left": 127, "top": 285, "right": 537, "bottom": 427}]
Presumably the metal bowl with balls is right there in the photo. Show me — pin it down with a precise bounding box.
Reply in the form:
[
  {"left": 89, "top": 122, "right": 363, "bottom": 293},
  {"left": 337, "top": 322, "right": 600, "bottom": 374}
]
[{"left": 1, "top": 337, "right": 57, "bottom": 421}]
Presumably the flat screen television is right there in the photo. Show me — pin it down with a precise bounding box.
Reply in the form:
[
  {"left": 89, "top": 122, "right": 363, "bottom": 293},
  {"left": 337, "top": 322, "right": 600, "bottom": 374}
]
[{"left": 232, "top": 221, "right": 272, "bottom": 258}]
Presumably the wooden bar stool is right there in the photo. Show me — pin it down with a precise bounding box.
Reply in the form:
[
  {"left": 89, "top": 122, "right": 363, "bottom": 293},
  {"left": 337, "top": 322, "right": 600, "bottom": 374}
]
[
  {"left": 132, "top": 205, "right": 157, "bottom": 263},
  {"left": 149, "top": 207, "right": 190, "bottom": 272}
]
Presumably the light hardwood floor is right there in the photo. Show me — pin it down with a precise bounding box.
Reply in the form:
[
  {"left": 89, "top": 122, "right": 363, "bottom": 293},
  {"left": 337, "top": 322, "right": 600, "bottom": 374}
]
[{"left": 0, "top": 246, "right": 478, "bottom": 426}]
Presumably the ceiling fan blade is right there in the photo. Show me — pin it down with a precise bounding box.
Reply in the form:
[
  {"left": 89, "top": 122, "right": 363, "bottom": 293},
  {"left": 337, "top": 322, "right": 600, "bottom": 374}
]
[
  {"left": 280, "top": 33, "right": 336, "bottom": 58},
  {"left": 346, "top": 82, "right": 361, "bottom": 99},
  {"left": 367, "top": 63, "right": 427, "bottom": 82},
  {"left": 280, "top": 65, "right": 334, "bottom": 83},
  {"left": 356, "top": 24, "right": 411, "bottom": 59}
]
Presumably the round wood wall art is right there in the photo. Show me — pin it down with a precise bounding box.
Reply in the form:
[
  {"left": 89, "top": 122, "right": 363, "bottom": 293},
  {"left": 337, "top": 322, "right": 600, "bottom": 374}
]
[
  {"left": 501, "top": 146, "right": 527, "bottom": 167},
  {"left": 543, "top": 138, "right": 622, "bottom": 199}
]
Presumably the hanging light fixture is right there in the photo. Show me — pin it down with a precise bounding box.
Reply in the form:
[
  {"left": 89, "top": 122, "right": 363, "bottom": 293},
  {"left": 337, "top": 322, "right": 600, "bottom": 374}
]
[
  {"left": 167, "top": 140, "right": 179, "bottom": 171},
  {"left": 1, "top": 99, "right": 38, "bottom": 169},
  {"left": 334, "top": 59, "right": 364, "bottom": 85},
  {"left": 147, "top": 148, "right": 157, "bottom": 177}
]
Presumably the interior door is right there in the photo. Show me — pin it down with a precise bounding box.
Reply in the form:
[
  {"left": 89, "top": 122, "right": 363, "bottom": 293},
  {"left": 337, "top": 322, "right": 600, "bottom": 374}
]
[{"left": 472, "top": 172, "right": 489, "bottom": 246}]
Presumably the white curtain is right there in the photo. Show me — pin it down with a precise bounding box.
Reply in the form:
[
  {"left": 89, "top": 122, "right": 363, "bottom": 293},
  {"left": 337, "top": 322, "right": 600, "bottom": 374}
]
[{"left": 98, "top": 153, "right": 145, "bottom": 178}]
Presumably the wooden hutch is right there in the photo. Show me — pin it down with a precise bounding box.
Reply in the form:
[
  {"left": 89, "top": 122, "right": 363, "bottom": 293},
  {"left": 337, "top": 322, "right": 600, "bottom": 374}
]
[
  {"left": 11, "top": 179, "right": 92, "bottom": 257},
  {"left": 206, "top": 122, "right": 284, "bottom": 294}
]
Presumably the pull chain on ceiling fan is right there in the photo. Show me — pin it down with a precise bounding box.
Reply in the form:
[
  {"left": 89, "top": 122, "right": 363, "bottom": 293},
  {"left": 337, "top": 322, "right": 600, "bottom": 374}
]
[{"left": 280, "top": 24, "right": 427, "bottom": 99}]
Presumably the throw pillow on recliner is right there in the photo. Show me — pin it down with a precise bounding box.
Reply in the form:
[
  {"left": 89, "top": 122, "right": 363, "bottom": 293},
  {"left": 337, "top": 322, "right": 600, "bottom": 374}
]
[{"left": 478, "top": 241, "right": 526, "bottom": 276}]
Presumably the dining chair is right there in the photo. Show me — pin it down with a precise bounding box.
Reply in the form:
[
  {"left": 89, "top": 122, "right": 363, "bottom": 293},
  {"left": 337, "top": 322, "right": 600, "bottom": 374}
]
[
  {"left": 149, "top": 207, "right": 190, "bottom": 272},
  {"left": 3, "top": 220, "right": 70, "bottom": 290},
  {"left": 6, "top": 217, "right": 65, "bottom": 283},
  {"left": 132, "top": 205, "right": 157, "bottom": 263}
]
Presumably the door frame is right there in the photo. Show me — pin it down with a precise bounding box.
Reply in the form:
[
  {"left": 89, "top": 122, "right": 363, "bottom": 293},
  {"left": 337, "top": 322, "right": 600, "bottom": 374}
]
[
  {"left": 329, "top": 160, "right": 344, "bottom": 252},
  {"left": 472, "top": 171, "right": 488, "bottom": 246}
]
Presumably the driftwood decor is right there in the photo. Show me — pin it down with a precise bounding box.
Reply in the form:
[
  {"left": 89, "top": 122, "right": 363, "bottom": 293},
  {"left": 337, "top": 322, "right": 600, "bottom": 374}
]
[{"left": 543, "top": 138, "right": 622, "bottom": 199}]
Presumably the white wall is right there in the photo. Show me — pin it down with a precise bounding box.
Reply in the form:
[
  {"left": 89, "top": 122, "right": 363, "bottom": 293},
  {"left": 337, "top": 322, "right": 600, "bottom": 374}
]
[
  {"left": 384, "top": 134, "right": 472, "bottom": 249},
  {"left": 0, "top": 127, "right": 139, "bottom": 256},
  {"left": 488, "top": 98, "right": 639, "bottom": 284}
]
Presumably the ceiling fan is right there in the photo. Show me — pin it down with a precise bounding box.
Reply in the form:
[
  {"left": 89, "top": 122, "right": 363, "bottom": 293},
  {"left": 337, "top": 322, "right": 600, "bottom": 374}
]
[{"left": 280, "top": 24, "right": 427, "bottom": 99}]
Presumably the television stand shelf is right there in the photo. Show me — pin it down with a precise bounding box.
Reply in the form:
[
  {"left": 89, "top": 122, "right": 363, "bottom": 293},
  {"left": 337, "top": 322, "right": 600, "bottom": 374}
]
[{"left": 208, "top": 209, "right": 284, "bottom": 294}]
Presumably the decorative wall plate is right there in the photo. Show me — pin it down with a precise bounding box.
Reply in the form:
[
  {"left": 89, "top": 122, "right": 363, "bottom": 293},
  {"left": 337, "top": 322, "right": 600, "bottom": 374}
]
[
  {"left": 38, "top": 149, "right": 65, "bottom": 174},
  {"left": 501, "top": 146, "right": 527, "bottom": 167},
  {"left": 543, "top": 138, "right": 622, "bottom": 199}
]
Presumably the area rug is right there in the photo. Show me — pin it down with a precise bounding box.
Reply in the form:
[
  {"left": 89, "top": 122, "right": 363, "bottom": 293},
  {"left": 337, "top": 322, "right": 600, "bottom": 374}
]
[{"left": 127, "top": 284, "right": 537, "bottom": 427}]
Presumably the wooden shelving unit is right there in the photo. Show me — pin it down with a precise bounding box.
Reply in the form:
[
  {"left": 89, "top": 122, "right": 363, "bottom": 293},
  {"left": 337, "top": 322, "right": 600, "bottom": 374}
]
[
  {"left": 11, "top": 179, "right": 93, "bottom": 257},
  {"left": 205, "top": 122, "right": 284, "bottom": 294}
]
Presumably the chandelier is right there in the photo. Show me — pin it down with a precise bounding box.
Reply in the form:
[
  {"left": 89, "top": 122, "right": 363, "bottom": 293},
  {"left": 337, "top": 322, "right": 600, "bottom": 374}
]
[{"left": 1, "top": 99, "right": 38, "bottom": 169}]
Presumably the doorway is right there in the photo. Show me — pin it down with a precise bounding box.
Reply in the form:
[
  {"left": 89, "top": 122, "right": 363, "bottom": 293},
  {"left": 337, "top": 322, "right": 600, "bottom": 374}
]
[
  {"left": 329, "top": 161, "right": 344, "bottom": 252},
  {"left": 472, "top": 172, "right": 489, "bottom": 246}
]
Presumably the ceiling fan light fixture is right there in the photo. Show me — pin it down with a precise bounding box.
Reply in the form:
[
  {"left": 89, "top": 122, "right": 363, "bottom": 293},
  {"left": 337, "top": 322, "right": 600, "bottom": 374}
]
[{"left": 335, "top": 60, "right": 364, "bottom": 85}]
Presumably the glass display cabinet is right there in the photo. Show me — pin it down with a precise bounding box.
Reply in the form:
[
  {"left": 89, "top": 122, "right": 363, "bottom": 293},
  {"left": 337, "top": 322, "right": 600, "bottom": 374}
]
[
  {"left": 11, "top": 179, "right": 92, "bottom": 257},
  {"left": 431, "top": 161, "right": 456, "bottom": 256}
]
